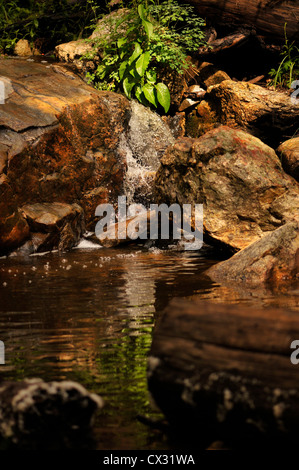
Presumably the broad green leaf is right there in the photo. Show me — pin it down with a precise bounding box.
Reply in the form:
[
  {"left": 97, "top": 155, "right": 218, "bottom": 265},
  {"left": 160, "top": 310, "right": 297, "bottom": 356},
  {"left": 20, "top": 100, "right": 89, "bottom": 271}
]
[
  {"left": 136, "top": 51, "right": 151, "bottom": 77},
  {"left": 146, "top": 69, "right": 157, "bottom": 84},
  {"left": 142, "top": 19, "right": 153, "bottom": 39},
  {"left": 142, "top": 83, "right": 158, "bottom": 108},
  {"left": 118, "top": 60, "right": 128, "bottom": 80},
  {"left": 135, "top": 85, "right": 143, "bottom": 101},
  {"left": 156, "top": 82, "right": 171, "bottom": 113},
  {"left": 117, "top": 37, "right": 127, "bottom": 48},
  {"left": 128, "top": 42, "right": 143, "bottom": 65},
  {"left": 138, "top": 4, "right": 147, "bottom": 21},
  {"left": 123, "top": 76, "right": 136, "bottom": 98}
]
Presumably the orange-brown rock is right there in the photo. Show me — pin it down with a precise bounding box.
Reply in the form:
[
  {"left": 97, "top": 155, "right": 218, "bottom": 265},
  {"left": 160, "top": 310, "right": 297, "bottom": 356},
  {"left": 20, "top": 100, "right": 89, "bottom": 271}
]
[
  {"left": 0, "top": 58, "right": 174, "bottom": 254},
  {"left": 278, "top": 137, "right": 299, "bottom": 183},
  {"left": 204, "top": 80, "right": 298, "bottom": 147},
  {"left": 155, "top": 126, "right": 299, "bottom": 252},
  {"left": 206, "top": 220, "right": 299, "bottom": 286}
]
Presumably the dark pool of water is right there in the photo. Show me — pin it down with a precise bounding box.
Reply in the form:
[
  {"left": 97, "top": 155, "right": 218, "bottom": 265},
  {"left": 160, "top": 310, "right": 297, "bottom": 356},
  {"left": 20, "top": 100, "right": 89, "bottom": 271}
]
[{"left": 0, "top": 245, "right": 298, "bottom": 449}]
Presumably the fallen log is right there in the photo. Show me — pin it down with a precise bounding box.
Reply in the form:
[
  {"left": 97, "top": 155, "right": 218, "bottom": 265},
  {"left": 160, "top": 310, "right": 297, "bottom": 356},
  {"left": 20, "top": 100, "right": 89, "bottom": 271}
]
[
  {"left": 148, "top": 299, "right": 299, "bottom": 447},
  {"left": 184, "top": 0, "right": 299, "bottom": 40}
]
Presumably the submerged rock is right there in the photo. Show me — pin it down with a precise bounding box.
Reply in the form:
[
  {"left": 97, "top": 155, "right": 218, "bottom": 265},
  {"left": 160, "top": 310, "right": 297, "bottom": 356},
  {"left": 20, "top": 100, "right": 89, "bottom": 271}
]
[
  {"left": 0, "top": 378, "right": 103, "bottom": 446},
  {"left": 155, "top": 126, "right": 299, "bottom": 251},
  {"left": 278, "top": 137, "right": 299, "bottom": 183},
  {"left": 206, "top": 220, "right": 299, "bottom": 286}
]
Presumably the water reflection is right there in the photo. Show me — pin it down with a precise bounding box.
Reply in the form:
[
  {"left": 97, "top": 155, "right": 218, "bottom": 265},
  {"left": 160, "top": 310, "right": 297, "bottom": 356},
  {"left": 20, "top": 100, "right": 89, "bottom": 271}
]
[{"left": 0, "top": 246, "right": 298, "bottom": 449}]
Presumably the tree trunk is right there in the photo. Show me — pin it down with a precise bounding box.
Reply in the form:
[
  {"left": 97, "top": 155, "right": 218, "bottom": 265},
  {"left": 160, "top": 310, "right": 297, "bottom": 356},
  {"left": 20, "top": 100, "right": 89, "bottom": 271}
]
[
  {"left": 148, "top": 299, "right": 299, "bottom": 447},
  {"left": 185, "top": 0, "right": 299, "bottom": 40}
]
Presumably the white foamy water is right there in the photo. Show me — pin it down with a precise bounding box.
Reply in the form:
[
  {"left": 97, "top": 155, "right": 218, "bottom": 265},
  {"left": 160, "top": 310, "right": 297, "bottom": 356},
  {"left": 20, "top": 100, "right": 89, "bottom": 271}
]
[{"left": 74, "top": 239, "right": 103, "bottom": 250}]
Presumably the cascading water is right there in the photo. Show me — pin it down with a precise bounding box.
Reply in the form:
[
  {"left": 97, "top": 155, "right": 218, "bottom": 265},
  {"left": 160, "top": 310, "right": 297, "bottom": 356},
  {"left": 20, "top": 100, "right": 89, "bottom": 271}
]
[{"left": 120, "top": 100, "right": 175, "bottom": 207}]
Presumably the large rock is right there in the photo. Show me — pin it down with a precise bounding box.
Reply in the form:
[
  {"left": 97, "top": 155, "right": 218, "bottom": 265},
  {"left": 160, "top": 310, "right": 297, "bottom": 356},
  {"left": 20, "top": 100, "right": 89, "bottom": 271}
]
[
  {"left": 203, "top": 80, "right": 298, "bottom": 146},
  {"left": 155, "top": 126, "right": 299, "bottom": 251},
  {"left": 206, "top": 220, "right": 299, "bottom": 286},
  {"left": 278, "top": 137, "right": 299, "bottom": 183},
  {"left": 0, "top": 59, "right": 173, "bottom": 254},
  {"left": 21, "top": 202, "right": 85, "bottom": 253},
  {"left": 0, "top": 378, "right": 103, "bottom": 446}
]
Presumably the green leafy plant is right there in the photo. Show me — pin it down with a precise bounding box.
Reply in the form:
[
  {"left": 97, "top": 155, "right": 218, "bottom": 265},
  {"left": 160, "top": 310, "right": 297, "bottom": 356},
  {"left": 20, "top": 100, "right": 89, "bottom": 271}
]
[
  {"left": 269, "top": 23, "right": 299, "bottom": 89},
  {"left": 84, "top": 0, "right": 206, "bottom": 113}
]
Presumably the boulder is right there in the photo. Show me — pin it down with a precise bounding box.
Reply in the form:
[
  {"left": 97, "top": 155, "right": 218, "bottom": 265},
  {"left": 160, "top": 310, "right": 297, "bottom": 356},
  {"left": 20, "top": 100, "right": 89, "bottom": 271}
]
[
  {"left": 0, "top": 378, "right": 103, "bottom": 446},
  {"left": 206, "top": 220, "right": 299, "bottom": 287},
  {"left": 203, "top": 80, "right": 298, "bottom": 147},
  {"left": 154, "top": 126, "right": 299, "bottom": 252},
  {"left": 278, "top": 138, "right": 299, "bottom": 183},
  {"left": 0, "top": 59, "right": 174, "bottom": 254},
  {"left": 21, "top": 202, "right": 85, "bottom": 253}
]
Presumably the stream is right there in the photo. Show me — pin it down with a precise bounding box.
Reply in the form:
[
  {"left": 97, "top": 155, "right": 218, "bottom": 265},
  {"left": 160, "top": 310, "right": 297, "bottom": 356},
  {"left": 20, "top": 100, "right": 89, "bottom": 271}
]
[{"left": 0, "top": 244, "right": 298, "bottom": 449}]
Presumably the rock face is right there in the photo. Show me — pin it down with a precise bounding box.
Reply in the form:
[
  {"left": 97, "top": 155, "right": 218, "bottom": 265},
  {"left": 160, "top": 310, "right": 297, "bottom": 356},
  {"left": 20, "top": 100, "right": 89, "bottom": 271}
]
[
  {"left": 148, "top": 299, "right": 299, "bottom": 447},
  {"left": 155, "top": 126, "right": 299, "bottom": 252},
  {"left": 206, "top": 220, "right": 299, "bottom": 286},
  {"left": 0, "top": 378, "right": 103, "bottom": 446},
  {"left": 278, "top": 138, "right": 299, "bottom": 183},
  {"left": 202, "top": 80, "right": 298, "bottom": 147},
  {"left": 0, "top": 59, "right": 173, "bottom": 255}
]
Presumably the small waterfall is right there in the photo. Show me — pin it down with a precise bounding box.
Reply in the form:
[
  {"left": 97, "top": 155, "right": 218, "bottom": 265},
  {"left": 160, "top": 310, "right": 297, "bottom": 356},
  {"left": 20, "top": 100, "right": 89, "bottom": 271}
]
[{"left": 119, "top": 100, "right": 175, "bottom": 207}]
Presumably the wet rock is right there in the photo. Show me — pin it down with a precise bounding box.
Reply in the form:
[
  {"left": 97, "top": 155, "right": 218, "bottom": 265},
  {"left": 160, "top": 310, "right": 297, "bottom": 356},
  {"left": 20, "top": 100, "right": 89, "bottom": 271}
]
[
  {"left": 278, "top": 138, "right": 299, "bottom": 182},
  {"left": 197, "top": 62, "right": 230, "bottom": 88},
  {"left": 162, "top": 113, "right": 186, "bottom": 139},
  {"left": 0, "top": 178, "right": 30, "bottom": 255},
  {"left": 126, "top": 101, "right": 175, "bottom": 170},
  {"left": 21, "top": 202, "right": 85, "bottom": 252},
  {"left": 206, "top": 220, "right": 299, "bottom": 286},
  {"left": 0, "top": 378, "right": 103, "bottom": 446},
  {"left": 14, "top": 39, "right": 32, "bottom": 57},
  {"left": 0, "top": 59, "right": 129, "bottom": 250},
  {"left": 155, "top": 126, "right": 299, "bottom": 251},
  {"left": 0, "top": 59, "right": 175, "bottom": 253},
  {"left": 204, "top": 80, "right": 298, "bottom": 146}
]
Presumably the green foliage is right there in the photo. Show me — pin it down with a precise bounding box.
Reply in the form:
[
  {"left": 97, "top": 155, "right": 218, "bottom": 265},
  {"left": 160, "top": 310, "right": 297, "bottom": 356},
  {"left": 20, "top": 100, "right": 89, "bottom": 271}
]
[
  {"left": 84, "top": 0, "right": 206, "bottom": 113},
  {"left": 269, "top": 23, "right": 299, "bottom": 89},
  {"left": 0, "top": 0, "right": 107, "bottom": 54}
]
